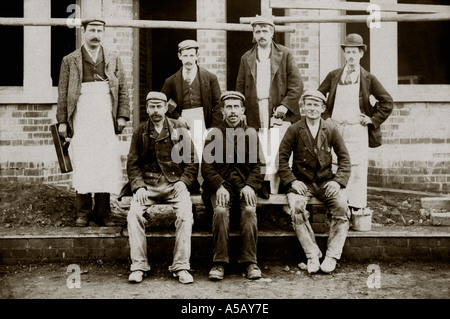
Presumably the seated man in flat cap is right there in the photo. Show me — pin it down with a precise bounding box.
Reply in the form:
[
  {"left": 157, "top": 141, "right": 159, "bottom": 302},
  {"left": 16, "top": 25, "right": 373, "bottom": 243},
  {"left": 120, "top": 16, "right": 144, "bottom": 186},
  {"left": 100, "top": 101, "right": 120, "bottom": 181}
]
[
  {"left": 125, "top": 91, "right": 198, "bottom": 284},
  {"left": 162, "top": 39, "right": 223, "bottom": 185},
  {"left": 278, "top": 90, "right": 351, "bottom": 274},
  {"left": 201, "top": 91, "right": 266, "bottom": 281}
]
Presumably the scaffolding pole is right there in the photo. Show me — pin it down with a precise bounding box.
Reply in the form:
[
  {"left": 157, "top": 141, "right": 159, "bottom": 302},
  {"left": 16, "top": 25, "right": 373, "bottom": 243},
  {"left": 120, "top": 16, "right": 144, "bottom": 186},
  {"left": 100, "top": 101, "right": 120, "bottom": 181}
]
[
  {"left": 240, "top": 12, "right": 450, "bottom": 24},
  {"left": 0, "top": 18, "right": 296, "bottom": 32}
]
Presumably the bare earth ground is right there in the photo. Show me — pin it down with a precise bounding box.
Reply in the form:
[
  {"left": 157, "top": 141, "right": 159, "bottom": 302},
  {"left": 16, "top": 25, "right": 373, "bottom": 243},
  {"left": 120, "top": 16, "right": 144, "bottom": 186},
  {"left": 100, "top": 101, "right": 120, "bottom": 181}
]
[
  {"left": 0, "top": 181, "right": 440, "bottom": 229},
  {"left": 1, "top": 261, "right": 449, "bottom": 299},
  {"left": 1, "top": 181, "right": 449, "bottom": 301}
]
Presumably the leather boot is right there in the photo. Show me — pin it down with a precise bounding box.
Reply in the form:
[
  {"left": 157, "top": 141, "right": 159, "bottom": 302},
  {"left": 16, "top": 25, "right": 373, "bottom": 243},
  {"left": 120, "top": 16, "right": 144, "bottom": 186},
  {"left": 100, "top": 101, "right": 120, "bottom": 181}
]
[
  {"left": 76, "top": 193, "right": 92, "bottom": 226},
  {"left": 93, "top": 193, "right": 115, "bottom": 227}
]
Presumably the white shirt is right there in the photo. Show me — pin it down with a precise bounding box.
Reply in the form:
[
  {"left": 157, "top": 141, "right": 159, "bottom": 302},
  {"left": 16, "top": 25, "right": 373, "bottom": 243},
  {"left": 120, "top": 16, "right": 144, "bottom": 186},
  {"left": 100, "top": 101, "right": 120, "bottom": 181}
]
[
  {"left": 341, "top": 64, "right": 360, "bottom": 85},
  {"left": 182, "top": 65, "right": 198, "bottom": 85},
  {"left": 307, "top": 121, "right": 320, "bottom": 139},
  {"left": 256, "top": 46, "right": 271, "bottom": 100},
  {"left": 86, "top": 46, "right": 100, "bottom": 63}
]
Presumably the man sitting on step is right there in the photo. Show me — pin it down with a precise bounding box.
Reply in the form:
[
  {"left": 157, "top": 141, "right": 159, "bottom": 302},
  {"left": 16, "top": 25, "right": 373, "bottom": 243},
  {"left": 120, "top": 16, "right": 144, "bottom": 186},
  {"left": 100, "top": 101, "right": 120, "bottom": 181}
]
[
  {"left": 125, "top": 91, "right": 198, "bottom": 284},
  {"left": 278, "top": 90, "right": 351, "bottom": 274}
]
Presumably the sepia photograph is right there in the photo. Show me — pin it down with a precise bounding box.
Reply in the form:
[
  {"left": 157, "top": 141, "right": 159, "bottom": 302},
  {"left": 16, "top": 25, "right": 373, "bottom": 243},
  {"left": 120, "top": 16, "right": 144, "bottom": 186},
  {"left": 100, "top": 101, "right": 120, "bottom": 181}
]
[{"left": 0, "top": 0, "right": 449, "bottom": 312}]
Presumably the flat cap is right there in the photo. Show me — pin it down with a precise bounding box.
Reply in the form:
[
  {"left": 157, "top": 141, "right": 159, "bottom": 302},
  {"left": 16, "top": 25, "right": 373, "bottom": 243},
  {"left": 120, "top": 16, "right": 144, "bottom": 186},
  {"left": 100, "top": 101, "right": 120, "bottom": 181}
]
[
  {"left": 178, "top": 39, "right": 199, "bottom": 52},
  {"left": 250, "top": 15, "right": 275, "bottom": 28},
  {"left": 301, "top": 90, "right": 327, "bottom": 103},
  {"left": 146, "top": 91, "right": 168, "bottom": 102},
  {"left": 341, "top": 33, "right": 367, "bottom": 51},
  {"left": 81, "top": 18, "right": 106, "bottom": 27},
  {"left": 220, "top": 91, "right": 245, "bottom": 102}
]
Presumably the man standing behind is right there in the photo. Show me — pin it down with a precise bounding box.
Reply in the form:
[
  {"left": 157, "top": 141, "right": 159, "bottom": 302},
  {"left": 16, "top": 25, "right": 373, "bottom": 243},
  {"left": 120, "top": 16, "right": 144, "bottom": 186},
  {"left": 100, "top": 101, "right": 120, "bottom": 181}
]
[
  {"left": 126, "top": 92, "right": 198, "bottom": 284},
  {"left": 56, "top": 18, "right": 130, "bottom": 227},
  {"left": 162, "top": 40, "right": 223, "bottom": 169},
  {"left": 278, "top": 90, "right": 351, "bottom": 274},
  {"left": 236, "top": 15, "right": 303, "bottom": 130},
  {"left": 318, "top": 34, "right": 393, "bottom": 216},
  {"left": 236, "top": 15, "right": 303, "bottom": 194},
  {"left": 202, "top": 91, "right": 265, "bottom": 281}
]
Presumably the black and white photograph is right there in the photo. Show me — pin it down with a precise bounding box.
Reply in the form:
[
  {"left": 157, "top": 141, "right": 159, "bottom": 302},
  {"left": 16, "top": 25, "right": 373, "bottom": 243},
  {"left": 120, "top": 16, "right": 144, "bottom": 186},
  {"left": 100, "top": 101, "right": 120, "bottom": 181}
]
[{"left": 0, "top": 0, "right": 449, "bottom": 311}]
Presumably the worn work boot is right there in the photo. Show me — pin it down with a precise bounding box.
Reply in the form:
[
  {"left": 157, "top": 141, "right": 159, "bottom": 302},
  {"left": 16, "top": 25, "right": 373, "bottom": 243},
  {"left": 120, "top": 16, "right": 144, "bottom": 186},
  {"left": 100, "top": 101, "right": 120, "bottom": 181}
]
[
  {"left": 246, "top": 263, "right": 262, "bottom": 280},
  {"left": 173, "top": 270, "right": 194, "bottom": 284},
  {"left": 75, "top": 215, "right": 89, "bottom": 227},
  {"left": 208, "top": 264, "right": 225, "bottom": 281},
  {"left": 93, "top": 193, "right": 115, "bottom": 226},
  {"left": 128, "top": 270, "right": 145, "bottom": 283},
  {"left": 307, "top": 256, "right": 321, "bottom": 274},
  {"left": 320, "top": 256, "right": 337, "bottom": 274},
  {"left": 76, "top": 193, "right": 92, "bottom": 227}
]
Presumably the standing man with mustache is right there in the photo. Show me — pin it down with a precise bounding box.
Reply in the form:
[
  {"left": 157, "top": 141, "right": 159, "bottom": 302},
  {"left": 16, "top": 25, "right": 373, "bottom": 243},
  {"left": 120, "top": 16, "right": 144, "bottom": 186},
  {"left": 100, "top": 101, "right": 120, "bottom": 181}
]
[
  {"left": 161, "top": 40, "right": 223, "bottom": 187},
  {"left": 318, "top": 34, "right": 393, "bottom": 219},
  {"left": 236, "top": 15, "right": 303, "bottom": 193},
  {"left": 56, "top": 18, "right": 130, "bottom": 227}
]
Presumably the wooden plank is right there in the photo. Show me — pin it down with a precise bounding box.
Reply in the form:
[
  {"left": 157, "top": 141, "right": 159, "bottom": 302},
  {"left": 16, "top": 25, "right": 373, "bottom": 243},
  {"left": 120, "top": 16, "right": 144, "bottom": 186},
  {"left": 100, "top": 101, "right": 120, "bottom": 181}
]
[
  {"left": 269, "top": 0, "right": 450, "bottom": 13},
  {"left": 240, "top": 12, "right": 450, "bottom": 24},
  {"left": 190, "top": 194, "right": 324, "bottom": 206},
  {"left": 0, "top": 17, "right": 295, "bottom": 32}
]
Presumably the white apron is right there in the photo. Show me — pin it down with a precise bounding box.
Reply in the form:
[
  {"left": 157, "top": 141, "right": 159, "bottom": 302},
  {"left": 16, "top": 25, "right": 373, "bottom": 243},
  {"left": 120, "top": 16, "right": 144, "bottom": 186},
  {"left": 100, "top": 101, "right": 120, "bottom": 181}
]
[
  {"left": 69, "top": 82, "right": 122, "bottom": 195},
  {"left": 331, "top": 82, "right": 368, "bottom": 208},
  {"left": 181, "top": 107, "right": 206, "bottom": 186}
]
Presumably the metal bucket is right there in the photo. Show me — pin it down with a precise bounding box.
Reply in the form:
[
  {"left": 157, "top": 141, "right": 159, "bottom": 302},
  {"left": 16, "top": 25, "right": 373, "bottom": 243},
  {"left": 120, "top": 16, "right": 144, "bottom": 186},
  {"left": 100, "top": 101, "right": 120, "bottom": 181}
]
[{"left": 352, "top": 209, "right": 372, "bottom": 231}]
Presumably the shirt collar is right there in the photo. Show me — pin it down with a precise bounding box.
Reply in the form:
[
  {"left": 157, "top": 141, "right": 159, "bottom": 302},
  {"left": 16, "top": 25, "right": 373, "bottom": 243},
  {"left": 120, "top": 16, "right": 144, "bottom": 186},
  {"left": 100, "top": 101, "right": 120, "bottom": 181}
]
[
  {"left": 182, "top": 65, "right": 198, "bottom": 81},
  {"left": 342, "top": 64, "right": 360, "bottom": 84}
]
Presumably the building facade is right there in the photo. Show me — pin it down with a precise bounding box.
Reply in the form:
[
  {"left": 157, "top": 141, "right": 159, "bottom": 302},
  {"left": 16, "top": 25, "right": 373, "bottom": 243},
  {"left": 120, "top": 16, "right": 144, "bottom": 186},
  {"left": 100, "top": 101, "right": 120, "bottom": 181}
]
[{"left": 0, "top": 0, "right": 449, "bottom": 193}]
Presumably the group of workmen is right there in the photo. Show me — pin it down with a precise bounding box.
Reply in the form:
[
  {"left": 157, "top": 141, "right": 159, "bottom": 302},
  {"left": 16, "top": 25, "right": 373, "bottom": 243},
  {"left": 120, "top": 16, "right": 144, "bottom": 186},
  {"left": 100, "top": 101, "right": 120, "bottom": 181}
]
[{"left": 56, "top": 15, "right": 393, "bottom": 284}]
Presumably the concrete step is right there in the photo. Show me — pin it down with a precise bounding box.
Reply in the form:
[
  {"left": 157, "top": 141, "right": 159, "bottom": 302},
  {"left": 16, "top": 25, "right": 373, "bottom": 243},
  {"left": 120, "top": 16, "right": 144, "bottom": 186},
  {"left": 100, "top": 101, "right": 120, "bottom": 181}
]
[{"left": 1, "top": 226, "right": 449, "bottom": 265}]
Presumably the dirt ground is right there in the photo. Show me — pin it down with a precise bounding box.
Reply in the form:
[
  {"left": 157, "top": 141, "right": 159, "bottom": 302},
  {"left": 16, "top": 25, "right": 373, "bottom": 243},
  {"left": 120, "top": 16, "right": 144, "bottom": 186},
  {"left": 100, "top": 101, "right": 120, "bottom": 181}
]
[
  {"left": 0, "top": 180, "right": 443, "bottom": 229},
  {"left": 0, "top": 260, "right": 449, "bottom": 300}
]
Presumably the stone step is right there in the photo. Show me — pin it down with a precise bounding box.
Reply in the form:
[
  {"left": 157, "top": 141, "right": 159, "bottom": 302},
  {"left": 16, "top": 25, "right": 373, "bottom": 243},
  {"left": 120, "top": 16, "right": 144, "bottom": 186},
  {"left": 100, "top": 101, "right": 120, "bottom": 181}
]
[{"left": 1, "top": 226, "right": 449, "bottom": 265}]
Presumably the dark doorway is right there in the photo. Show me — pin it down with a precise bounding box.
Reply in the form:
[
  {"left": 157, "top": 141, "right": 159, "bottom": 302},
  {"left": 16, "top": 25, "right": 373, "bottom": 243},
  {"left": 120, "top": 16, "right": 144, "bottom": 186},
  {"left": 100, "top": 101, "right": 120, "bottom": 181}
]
[
  {"left": 226, "top": 0, "right": 285, "bottom": 90},
  {"left": 139, "top": 0, "right": 196, "bottom": 123}
]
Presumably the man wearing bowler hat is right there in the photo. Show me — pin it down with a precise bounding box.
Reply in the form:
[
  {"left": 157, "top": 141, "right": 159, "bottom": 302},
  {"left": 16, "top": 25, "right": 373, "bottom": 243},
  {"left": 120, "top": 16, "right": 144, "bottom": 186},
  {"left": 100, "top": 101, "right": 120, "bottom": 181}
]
[
  {"left": 202, "top": 91, "right": 266, "bottom": 281},
  {"left": 278, "top": 90, "right": 351, "bottom": 274},
  {"left": 318, "top": 33, "right": 393, "bottom": 219},
  {"left": 125, "top": 91, "right": 198, "bottom": 284},
  {"left": 56, "top": 18, "right": 130, "bottom": 227}
]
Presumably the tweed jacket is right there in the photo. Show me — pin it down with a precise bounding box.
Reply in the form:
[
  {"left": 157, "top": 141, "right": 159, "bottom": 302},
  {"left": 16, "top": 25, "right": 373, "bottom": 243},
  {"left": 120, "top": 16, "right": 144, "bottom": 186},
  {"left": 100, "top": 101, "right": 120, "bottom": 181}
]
[
  {"left": 125, "top": 117, "right": 199, "bottom": 195},
  {"left": 56, "top": 45, "right": 130, "bottom": 135},
  {"left": 318, "top": 66, "right": 393, "bottom": 148},
  {"left": 201, "top": 120, "right": 267, "bottom": 199},
  {"left": 161, "top": 66, "right": 223, "bottom": 129},
  {"left": 236, "top": 42, "right": 303, "bottom": 130},
  {"left": 278, "top": 118, "right": 351, "bottom": 189}
]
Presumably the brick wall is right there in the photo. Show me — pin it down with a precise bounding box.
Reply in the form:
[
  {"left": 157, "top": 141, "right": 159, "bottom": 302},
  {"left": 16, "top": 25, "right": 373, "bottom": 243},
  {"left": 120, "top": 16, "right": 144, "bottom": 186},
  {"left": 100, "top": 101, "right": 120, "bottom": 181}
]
[
  {"left": 197, "top": 0, "right": 227, "bottom": 91},
  {"left": 368, "top": 102, "right": 450, "bottom": 193},
  {"left": 286, "top": 9, "right": 320, "bottom": 91}
]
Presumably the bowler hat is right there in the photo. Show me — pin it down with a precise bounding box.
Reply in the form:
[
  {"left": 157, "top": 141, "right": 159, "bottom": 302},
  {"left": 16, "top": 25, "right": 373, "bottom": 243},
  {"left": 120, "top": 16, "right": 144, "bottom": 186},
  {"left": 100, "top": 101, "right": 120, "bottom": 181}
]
[
  {"left": 250, "top": 15, "right": 275, "bottom": 28},
  {"left": 81, "top": 18, "right": 106, "bottom": 27},
  {"left": 178, "top": 39, "right": 199, "bottom": 52},
  {"left": 301, "top": 90, "right": 327, "bottom": 104},
  {"left": 341, "top": 33, "right": 367, "bottom": 51},
  {"left": 146, "top": 91, "right": 168, "bottom": 102},
  {"left": 220, "top": 91, "right": 245, "bottom": 103}
]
